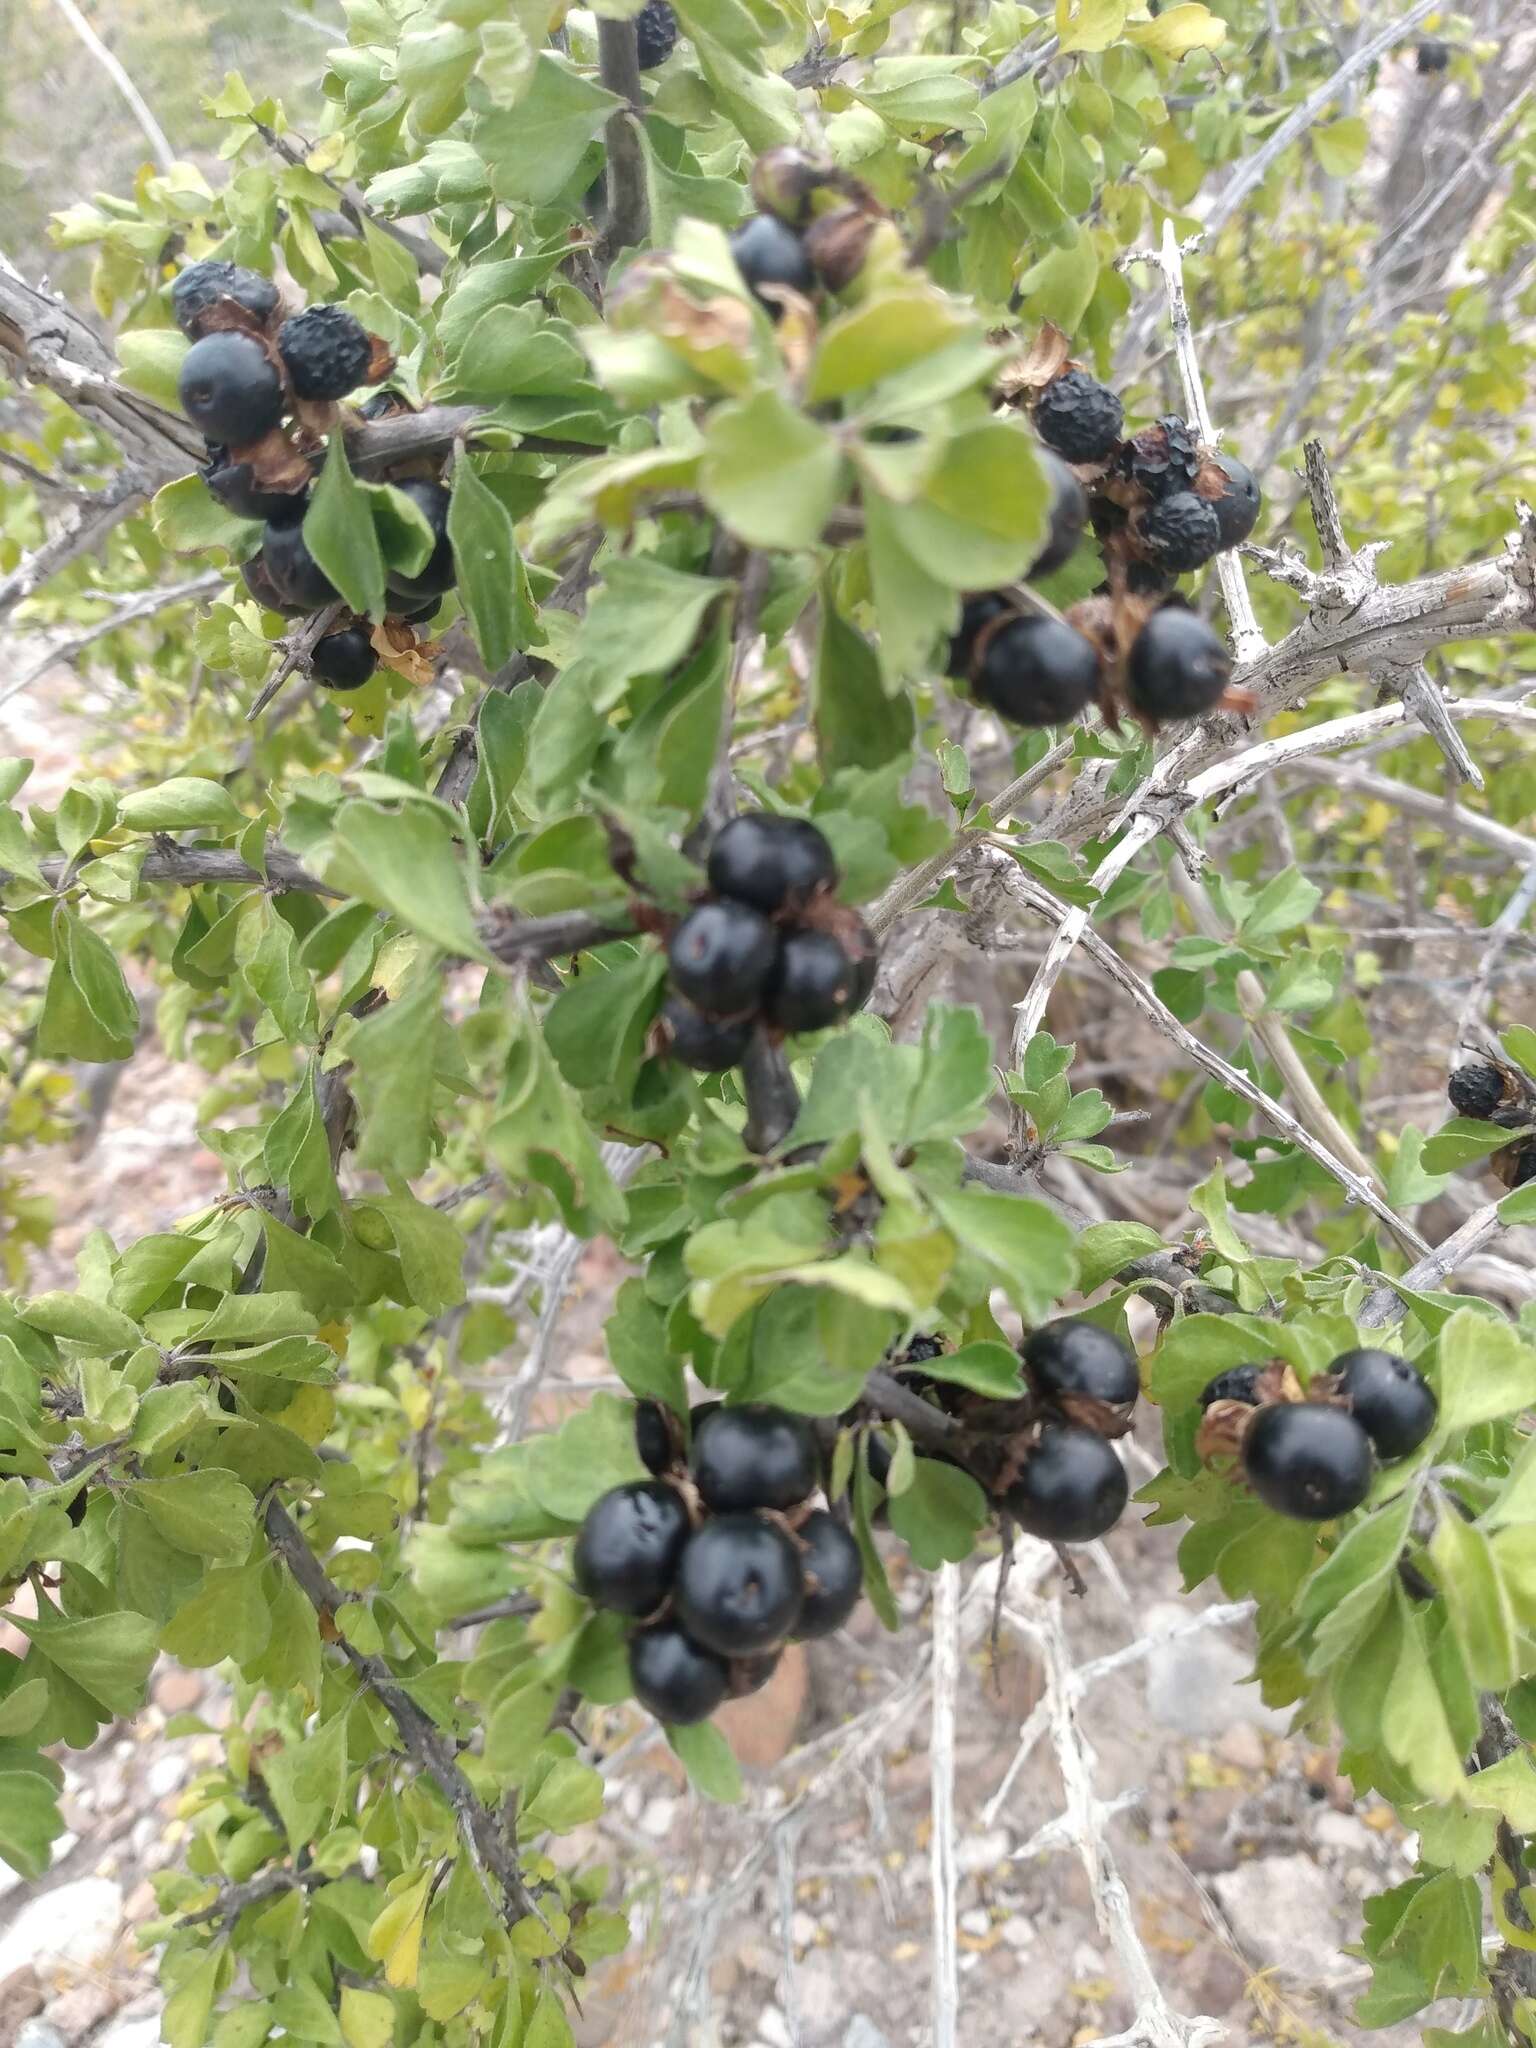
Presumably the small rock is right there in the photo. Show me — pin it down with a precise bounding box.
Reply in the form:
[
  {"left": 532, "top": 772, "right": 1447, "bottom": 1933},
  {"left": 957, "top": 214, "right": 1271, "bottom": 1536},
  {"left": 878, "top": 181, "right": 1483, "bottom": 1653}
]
[
  {"left": 956, "top": 1827, "right": 1011, "bottom": 1876},
  {"left": 1000, "top": 1917, "right": 1034, "bottom": 1951},
  {"left": 639, "top": 1796, "right": 676, "bottom": 1840},
  {"left": 0, "top": 1878, "right": 125, "bottom": 1980},
  {"left": 17, "top": 2022, "right": 65, "bottom": 2048},
  {"left": 959, "top": 1908, "right": 990, "bottom": 1938},
  {"left": 1185, "top": 1942, "right": 1248, "bottom": 2015},
  {"left": 1312, "top": 1811, "right": 1376, "bottom": 1859},
  {"left": 1215, "top": 1723, "right": 1265, "bottom": 1772},
  {"left": 843, "top": 2022, "right": 890, "bottom": 2048},
  {"left": 1143, "top": 1603, "right": 1287, "bottom": 1738},
  {"left": 1213, "top": 1854, "right": 1356, "bottom": 1986},
  {"left": 0, "top": 1968, "right": 45, "bottom": 2037},
  {"left": 789, "top": 1910, "right": 818, "bottom": 1950},
  {"left": 153, "top": 1669, "right": 205, "bottom": 1715},
  {"left": 146, "top": 1755, "right": 185, "bottom": 1801}
]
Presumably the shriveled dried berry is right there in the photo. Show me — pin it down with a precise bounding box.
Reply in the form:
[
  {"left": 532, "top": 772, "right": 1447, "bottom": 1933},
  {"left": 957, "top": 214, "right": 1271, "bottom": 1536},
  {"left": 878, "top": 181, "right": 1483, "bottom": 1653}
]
[
  {"left": 1119, "top": 414, "right": 1200, "bottom": 499},
  {"left": 1448, "top": 1063, "right": 1505, "bottom": 1120},
  {"left": 1034, "top": 367, "right": 1123, "bottom": 465},
  {"left": 278, "top": 305, "right": 375, "bottom": 402},
  {"left": 171, "top": 259, "right": 280, "bottom": 339},
  {"left": 1198, "top": 1365, "right": 1263, "bottom": 1410},
  {"left": 1140, "top": 490, "right": 1222, "bottom": 573},
  {"left": 635, "top": 0, "right": 679, "bottom": 68}
]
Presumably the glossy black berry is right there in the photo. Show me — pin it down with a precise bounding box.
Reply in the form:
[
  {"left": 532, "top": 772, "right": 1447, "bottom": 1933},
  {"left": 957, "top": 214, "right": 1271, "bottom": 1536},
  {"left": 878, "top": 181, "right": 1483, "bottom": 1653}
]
[
  {"left": 730, "top": 214, "right": 815, "bottom": 316},
  {"left": 667, "top": 900, "right": 779, "bottom": 1015},
  {"left": 242, "top": 553, "right": 301, "bottom": 617},
  {"left": 1119, "top": 414, "right": 1200, "bottom": 500},
  {"left": 972, "top": 615, "right": 1101, "bottom": 728},
  {"left": 1241, "top": 1403, "right": 1372, "bottom": 1521},
  {"left": 261, "top": 518, "right": 339, "bottom": 611},
  {"left": 356, "top": 388, "right": 407, "bottom": 421},
  {"left": 673, "top": 1514, "right": 804, "bottom": 1656},
  {"left": 1023, "top": 1319, "right": 1139, "bottom": 1408},
  {"left": 946, "top": 592, "right": 1011, "bottom": 678},
  {"left": 1198, "top": 1365, "right": 1263, "bottom": 1410},
  {"left": 794, "top": 1510, "right": 863, "bottom": 1640},
  {"left": 707, "top": 812, "right": 837, "bottom": 917},
  {"left": 1448, "top": 1063, "right": 1505, "bottom": 1121},
  {"left": 1034, "top": 367, "right": 1124, "bottom": 465},
  {"left": 635, "top": 0, "right": 679, "bottom": 67},
  {"left": 1332, "top": 1348, "right": 1437, "bottom": 1461},
  {"left": 663, "top": 997, "right": 752, "bottom": 1073},
  {"left": 732, "top": 1648, "right": 782, "bottom": 1696},
  {"left": 691, "top": 1403, "right": 819, "bottom": 1514},
  {"left": 1205, "top": 453, "right": 1262, "bottom": 550},
  {"left": 311, "top": 626, "right": 378, "bottom": 691},
  {"left": 573, "top": 1479, "right": 690, "bottom": 1616},
  {"left": 1006, "top": 1423, "right": 1129, "bottom": 1544},
  {"left": 1141, "top": 491, "right": 1222, "bottom": 573},
  {"left": 384, "top": 479, "right": 456, "bottom": 603},
  {"left": 178, "top": 332, "right": 284, "bottom": 446},
  {"left": 629, "top": 1619, "right": 729, "bottom": 1725},
  {"left": 766, "top": 929, "right": 865, "bottom": 1034},
  {"left": 1030, "top": 452, "right": 1088, "bottom": 578},
  {"left": 1415, "top": 37, "right": 1450, "bottom": 71},
  {"left": 171, "top": 260, "right": 280, "bottom": 340},
  {"left": 202, "top": 448, "right": 307, "bottom": 526},
  {"left": 277, "top": 305, "right": 374, "bottom": 402},
  {"left": 635, "top": 1400, "right": 674, "bottom": 1477},
  {"left": 391, "top": 593, "right": 443, "bottom": 626},
  {"left": 1126, "top": 607, "right": 1232, "bottom": 722}
]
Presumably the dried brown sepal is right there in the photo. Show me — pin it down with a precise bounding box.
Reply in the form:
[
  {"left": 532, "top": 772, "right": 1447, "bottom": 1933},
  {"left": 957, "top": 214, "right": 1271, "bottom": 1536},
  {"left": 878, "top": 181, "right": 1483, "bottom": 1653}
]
[
  {"left": 994, "top": 322, "right": 1073, "bottom": 405},
  {"left": 1191, "top": 455, "right": 1229, "bottom": 503},
  {"left": 1272, "top": 1363, "right": 1307, "bottom": 1405},
  {"left": 751, "top": 146, "right": 834, "bottom": 225},
  {"left": 803, "top": 206, "right": 879, "bottom": 294},
  {"left": 369, "top": 624, "right": 435, "bottom": 687},
  {"left": 1056, "top": 1390, "right": 1136, "bottom": 1440},
  {"left": 291, "top": 395, "right": 342, "bottom": 442},
  {"left": 1195, "top": 1399, "right": 1255, "bottom": 1466},
  {"left": 195, "top": 296, "right": 284, "bottom": 344},
  {"left": 226, "top": 425, "right": 314, "bottom": 491},
  {"left": 656, "top": 279, "right": 756, "bottom": 357},
  {"left": 363, "top": 333, "right": 397, "bottom": 386},
  {"left": 773, "top": 292, "right": 819, "bottom": 381}
]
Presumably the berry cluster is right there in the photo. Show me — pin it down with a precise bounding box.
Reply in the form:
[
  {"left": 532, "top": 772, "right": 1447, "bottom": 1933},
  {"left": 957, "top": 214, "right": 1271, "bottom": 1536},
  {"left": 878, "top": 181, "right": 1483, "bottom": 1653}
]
[
  {"left": 577, "top": 1402, "right": 863, "bottom": 1726},
  {"left": 726, "top": 150, "right": 892, "bottom": 320},
  {"left": 170, "top": 258, "right": 454, "bottom": 694},
  {"left": 1199, "top": 1347, "right": 1437, "bottom": 1521},
  {"left": 1447, "top": 1053, "right": 1536, "bottom": 1190},
  {"left": 663, "top": 813, "right": 877, "bottom": 1071},
  {"left": 950, "top": 351, "right": 1263, "bottom": 733}
]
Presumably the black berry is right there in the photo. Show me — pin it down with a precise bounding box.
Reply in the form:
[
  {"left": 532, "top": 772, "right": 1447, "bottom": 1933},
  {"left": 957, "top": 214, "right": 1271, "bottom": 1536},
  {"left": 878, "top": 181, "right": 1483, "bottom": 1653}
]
[
  {"left": 1198, "top": 1365, "right": 1263, "bottom": 1410},
  {"left": 573, "top": 1479, "right": 690, "bottom": 1616},
  {"left": 707, "top": 812, "right": 837, "bottom": 917},
  {"left": 1030, "top": 451, "right": 1088, "bottom": 578},
  {"left": 673, "top": 1513, "right": 804, "bottom": 1655},
  {"left": 202, "top": 448, "right": 307, "bottom": 526},
  {"left": 242, "top": 554, "right": 301, "bottom": 617},
  {"left": 663, "top": 997, "right": 752, "bottom": 1073},
  {"left": 391, "top": 593, "right": 444, "bottom": 626},
  {"left": 690, "top": 1403, "right": 819, "bottom": 1514},
  {"left": 356, "top": 388, "right": 408, "bottom": 421},
  {"left": 733, "top": 1648, "right": 782, "bottom": 1696},
  {"left": 1331, "top": 1348, "right": 1437, "bottom": 1461},
  {"left": 1022, "top": 1319, "right": 1139, "bottom": 1408},
  {"left": 1034, "top": 367, "right": 1124, "bottom": 465},
  {"left": 1415, "top": 37, "right": 1450, "bottom": 71},
  {"left": 1006, "top": 1423, "right": 1129, "bottom": 1544},
  {"left": 635, "top": 1400, "right": 674, "bottom": 1476},
  {"left": 972, "top": 615, "right": 1101, "bottom": 728},
  {"left": 629, "top": 1620, "right": 728, "bottom": 1725},
  {"left": 261, "top": 519, "right": 339, "bottom": 611},
  {"left": 1126, "top": 607, "right": 1232, "bottom": 722},
  {"left": 667, "top": 900, "right": 779, "bottom": 1015},
  {"left": 178, "top": 332, "right": 284, "bottom": 446},
  {"left": 1119, "top": 414, "right": 1200, "bottom": 499},
  {"left": 311, "top": 626, "right": 378, "bottom": 691},
  {"left": 730, "top": 214, "right": 815, "bottom": 316},
  {"left": 171, "top": 260, "right": 279, "bottom": 340},
  {"left": 794, "top": 1510, "right": 863, "bottom": 1640},
  {"left": 277, "top": 304, "right": 374, "bottom": 402},
  {"left": 1141, "top": 490, "right": 1222, "bottom": 573},
  {"left": 635, "top": 0, "right": 679, "bottom": 67},
  {"left": 1205, "top": 453, "right": 1262, "bottom": 550},
  {"left": 1241, "top": 1403, "right": 1372, "bottom": 1521},
  {"left": 946, "top": 592, "right": 1011, "bottom": 678},
  {"left": 384, "top": 479, "right": 456, "bottom": 603},
  {"left": 1448, "top": 1063, "right": 1505, "bottom": 1121},
  {"left": 765, "top": 928, "right": 866, "bottom": 1034}
]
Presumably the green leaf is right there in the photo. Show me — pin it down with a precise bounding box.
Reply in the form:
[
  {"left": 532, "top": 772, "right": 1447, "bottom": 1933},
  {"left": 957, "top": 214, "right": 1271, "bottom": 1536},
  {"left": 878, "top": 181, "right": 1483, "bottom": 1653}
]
[
  {"left": 119, "top": 327, "right": 190, "bottom": 410},
  {"left": 264, "top": 1064, "right": 340, "bottom": 1224},
  {"left": 1075, "top": 1221, "right": 1164, "bottom": 1293},
  {"left": 885, "top": 421, "right": 1049, "bottom": 589},
  {"left": 12, "top": 1607, "right": 158, "bottom": 1718},
  {"left": 576, "top": 555, "right": 728, "bottom": 695},
  {"left": 1431, "top": 1505, "right": 1518, "bottom": 1690},
  {"left": 262, "top": 1705, "right": 352, "bottom": 1851},
  {"left": 699, "top": 391, "right": 844, "bottom": 550},
  {"left": 161, "top": 1560, "right": 274, "bottom": 1669},
  {"left": 808, "top": 285, "right": 985, "bottom": 403},
  {"left": 36, "top": 912, "right": 140, "bottom": 1063},
  {"left": 367, "top": 1194, "right": 467, "bottom": 1317},
  {"left": 914, "top": 1341, "right": 1024, "bottom": 1399},
  {"left": 19, "top": 1292, "right": 140, "bottom": 1352},
  {"left": 0, "top": 1743, "right": 65, "bottom": 1878},
  {"left": 447, "top": 458, "right": 532, "bottom": 672},
  {"left": 487, "top": 989, "right": 628, "bottom": 1238},
  {"left": 305, "top": 436, "right": 387, "bottom": 622},
  {"left": 349, "top": 969, "right": 447, "bottom": 1180},
  {"left": 887, "top": 1458, "right": 989, "bottom": 1567},
  {"left": 1421, "top": 1118, "right": 1520, "bottom": 1174},
  {"left": 322, "top": 800, "right": 492, "bottom": 963},
  {"left": 523, "top": 1755, "right": 604, "bottom": 1832},
  {"left": 131, "top": 1470, "right": 257, "bottom": 1563},
  {"left": 813, "top": 597, "right": 914, "bottom": 773},
  {"left": 1313, "top": 114, "right": 1369, "bottom": 179},
  {"left": 666, "top": 1720, "right": 743, "bottom": 1802},
  {"left": 474, "top": 57, "right": 621, "bottom": 206},
  {"left": 1436, "top": 1307, "right": 1536, "bottom": 1435}
]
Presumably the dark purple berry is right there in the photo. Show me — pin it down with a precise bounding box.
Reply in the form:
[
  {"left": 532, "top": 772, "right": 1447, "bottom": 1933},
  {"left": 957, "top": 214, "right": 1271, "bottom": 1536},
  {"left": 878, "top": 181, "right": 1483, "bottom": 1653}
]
[
  {"left": 1331, "top": 1349, "right": 1437, "bottom": 1461},
  {"left": 635, "top": 0, "right": 679, "bottom": 68},
  {"left": 629, "top": 1619, "right": 728, "bottom": 1724},
  {"left": 765, "top": 928, "right": 866, "bottom": 1034},
  {"left": 178, "top": 332, "right": 284, "bottom": 446},
  {"left": 261, "top": 519, "right": 339, "bottom": 611},
  {"left": 202, "top": 447, "right": 307, "bottom": 526},
  {"left": 972, "top": 615, "right": 1101, "bottom": 727},
  {"left": 707, "top": 812, "right": 837, "bottom": 917},
  {"left": 242, "top": 553, "right": 301, "bottom": 617},
  {"left": 277, "top": 304, "right": 374, "bottom": 402},
  {"left": 635, "top": 1400, "right": 674, "bottom": 1476},
  {"left": 1198, "top": 1365, "right": 1263, "bottom": 1410},
  {"left": 1022, "top": 1319, "right": 1138, "bottom": 1407},
  {"left": 691, "top": 1404, "right": 819, "bottom": 1514},
  {"left": 732, "top": 1648, "right": 782, "bottom": 1695},
  {"left": 1415, "top": 37, "right": 1450, "bottom": 72},
  {"left": 1030, "top": 451, "right": 1087, "bottom": 577},
  {"left": 663, "top": 997, "right": 752, "bottom": 1073},
  {"left": 1006, "top": 1423, "right": 1128, "bottom": 1544},
  {"left": 1205, "top": 453, "right": 1262, "bottom": 550},
  {"left": 1448, "top": 1063, "right": 1505, "bottom": 1121},
  {"left": 729, "top": 215, "right": 815, "bottom": 316},
  {"left": 1140, "top": 490, "right": 1222, "bottom": 573},
  {"left": 667, "top": 901, "right": 779, "bottom": 1015},
  {"left": 384, "top": 479, "right": 455, "bottom": 602},
  {"left": 673, "top": 1514, "right": 804, "bottom": 1655},
  {"left": 946, "top": 592, "right": 1012, "bottom": 678},
  {"left": 1118, "top": 414, "right": 1201, "bottom": 499},
  {"left": 311, "top": 627, "right": 378, "bottom": 691},
  {"left": 793, "top": 1510, "right": 862, "bottom": 1639},
  {"left": 1241, "top": 1403, "right": 1372, "bottom": 1521},
  {"left": 1034, "top": 367, "right": 1124, "bottom": 465},
  {"left": 573, "top": 1479, "right": 690, "bottom": 1616},
  {"left": 1126, "top": 607, "right": 1232, "bottom": 722},
  {"left": 171, "top": 260, "right": 280, "bottom": 340}
]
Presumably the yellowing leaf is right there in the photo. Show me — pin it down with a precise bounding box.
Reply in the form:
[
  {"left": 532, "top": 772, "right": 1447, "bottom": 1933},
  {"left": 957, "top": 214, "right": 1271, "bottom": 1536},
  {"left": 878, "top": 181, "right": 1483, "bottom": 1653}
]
[
  {"left": 1055, "top": 0, "right": 1127, "bottom": 53},
  {"left": 366, "top": 1874, "right": 431, "bottom": 1989},
  {"left": 1126, "top": 3, "right": 1226, "bottom": 57}
]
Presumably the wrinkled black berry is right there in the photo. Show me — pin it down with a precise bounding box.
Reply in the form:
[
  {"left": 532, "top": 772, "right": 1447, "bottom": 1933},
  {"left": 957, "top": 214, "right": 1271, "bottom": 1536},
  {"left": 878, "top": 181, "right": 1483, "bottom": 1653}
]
[
  {"left": 635, "top": 1400, "right": 675, "bottom": 1476},
  {"left": 278, "top": 304, "right": 374, "bottom": 402},
  {"left": 1241, "top": 1403, "right": 1372, "bottom": 1521},
  {"left": 1141, "top": 491, "right": 1222, "bottom": 573},
  {"left": 1126, "top": 607, "right": 1232, "bottom": 722},
  {"left": 1205, "top": 453, "right": 1262, "bottom": 550},
  {"left": 1448, "top": 1063, "right": 1505, "bottom": 1121},
  {"left": 1030, "top": 451, "right": 1088, "bottom": 578},
  {"left": 766, "top": 928, "right": 866, "bottom": 1034},
  {"left": 1332, "top": 1348, "right": 1437, "bottom": 1461},
  {"left": 574, "top": 1479, "right": 690, "bottom": 1615},
  {"left": 1006, "top": 1423, "right": 1129, "bottom": 1544},
  {"left": 1023, "top": 1319, "right": 1139, "bottom": 1407},
  {"left": 311, "top": 626, "right": 378, "bottom": 691},
  {"left": 729, "top": 214, "right": 815, "bottom": 316},
  {"left": 691, "top": 1403, "right": 819, "bottom": 1514},
  {"left": 708, "top": 812, "right": 838, "bottom": 917},
  {"left": 667, "top": 900, "right": 779, "bottom": 1015},
  {"left": 946, "top": 591, "right": 1012, "bottom": 678},
  {"left": 1034, "top": 367, "right": 1124, "bottom": 465},
  {"left": 384, "top": 479, "right": 456, "bottom": 603},
  {"left": 261, "top": 518, "right": 339, "bottom": 611},
  {"left": 629, "top": 1619, "right": 729, "bottom": 1725},
  {"left": 1198, "top": 1365, "right": 1263, "bottom": 1410},
  {"left": 202, "top": 447, "right": 307, "bottom": 526},
  {"left": 673, "top": 1513, "right": 804, "bottom": 1656},
  {"left": 972, "top": 615, "right": 1101, "bottom": 728},
  {"left": 663, "top": 997, "right": 752, "bottom": 1073},
  {"left": 635, "top": 0, "right": 679, "bottom": 67},
  {"left": 794, "top": 1510, "right": 863, "bottom": 1639},
  {"left": 178, "top": 332, "right": 284, "bottom": 446},
  {"left": 1119, "top": 414, "right": 1201, "bottom": 499},
  {"left": 171, "top": 260, "right": 280, "bottom": 340},
  {"left": 1415, "top": 37, "right": 1450, "bottom": 72}
]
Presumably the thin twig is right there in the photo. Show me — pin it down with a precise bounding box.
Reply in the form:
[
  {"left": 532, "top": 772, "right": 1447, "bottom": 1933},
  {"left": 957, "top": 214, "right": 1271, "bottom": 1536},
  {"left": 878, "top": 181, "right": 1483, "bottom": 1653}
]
[
  {"left": 1454, "top": 858, "right": 1536, "bottom": 1048},
  {"left": 48, "top": 0, "right": 175, "bottom": 171},
  {"left": 0, "top": 570, "right": 223, "bottom": 711},
  {"left": 597, "top": 19, "right": 649, "bottom": 258}
]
